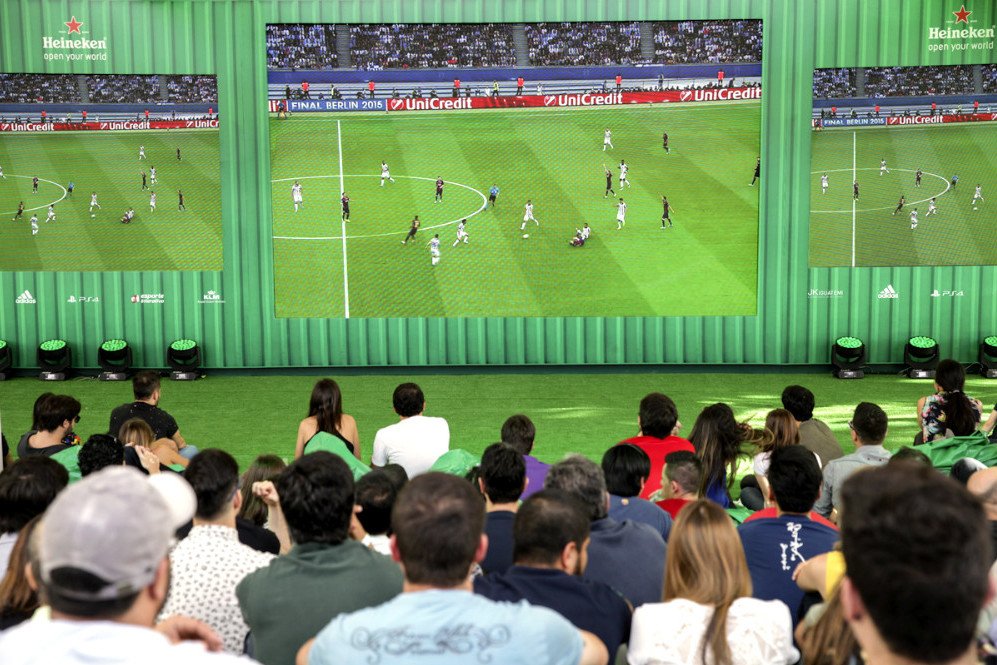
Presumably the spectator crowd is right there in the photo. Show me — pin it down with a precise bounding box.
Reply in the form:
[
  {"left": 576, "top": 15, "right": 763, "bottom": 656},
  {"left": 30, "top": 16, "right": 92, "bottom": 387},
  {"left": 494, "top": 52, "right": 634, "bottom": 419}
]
[
  {"left": 266, "top": 25, "right": 338, "bottom": 70},
  {"left": 0, "top": 74, "right": 218, "bottom": 107},
  {"left": 0, "top": 74, "right": 81, "bottom": 104},
  {"left": 349, "top": 24, "right": 516, "bottom": 70},
  {"left": 983, "top": 64, "right": 997, "bottom": 94},
  {"left": 652, "top": 20, "right": 763, "bottom": 64},
  {"left": 1, "top": 364, "right": 997, "bottom": 665},
  {"left": 813, "top": 67, "right": 857, "bottom": 98},
  {"left": 166, "top": 75, "right": 218, "bottom": 104},
  {"left": 87, "top": 74, "right": 161, "bottom": 104},
  {"left": 524, "top": 22, "right": 644, "bottom": 67},
  {"left": 865, "top": 65, "right": 975, "bottom": 97}
]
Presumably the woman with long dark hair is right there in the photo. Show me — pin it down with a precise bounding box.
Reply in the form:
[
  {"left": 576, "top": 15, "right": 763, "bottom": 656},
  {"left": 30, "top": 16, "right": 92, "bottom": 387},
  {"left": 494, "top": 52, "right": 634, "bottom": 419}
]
[
  {"left": 295, "top": 378, "right": 360, "bottom": 459},
  {"left": 917, "top": 359, "right": 983, "bottom": 443},
  {"left": 628, "top": 500, "right": 798, "bottom": 664},
  {"left": 689, "top": 403, "right": 758, "bottom": 508}
]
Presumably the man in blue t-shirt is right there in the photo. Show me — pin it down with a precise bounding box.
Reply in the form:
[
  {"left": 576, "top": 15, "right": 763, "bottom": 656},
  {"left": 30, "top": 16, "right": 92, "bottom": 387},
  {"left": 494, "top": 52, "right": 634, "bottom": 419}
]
[
  {"left": 299, "top": 473, "right": 607, "bottom": 665},
  {"left": 738, "top": 446, "right": 839, "bottom": 622}
]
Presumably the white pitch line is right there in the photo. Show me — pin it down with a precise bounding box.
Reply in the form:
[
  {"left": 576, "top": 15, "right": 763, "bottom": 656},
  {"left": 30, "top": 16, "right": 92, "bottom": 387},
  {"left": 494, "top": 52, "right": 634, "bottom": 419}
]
[
  {"left": 337, "top": 120, "right": 350, "bottom": 319},
  {"left": 851, "top": 131, "right": 856, "bottom": 268},
  {"left": 271, "top": 174, "right": 487, "bottom": 240},
  {"left": 810, "top": 167, "right": 949, "bottom": 213},
  {"left": 0, "top": 175, "right": 68, "bottom": 215}
]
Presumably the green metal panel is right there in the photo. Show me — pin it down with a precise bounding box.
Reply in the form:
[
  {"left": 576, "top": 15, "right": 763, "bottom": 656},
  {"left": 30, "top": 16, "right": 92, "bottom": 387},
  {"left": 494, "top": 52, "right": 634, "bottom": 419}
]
[{"left": 0, "top": 0, "right": 994, "bottom": 368}]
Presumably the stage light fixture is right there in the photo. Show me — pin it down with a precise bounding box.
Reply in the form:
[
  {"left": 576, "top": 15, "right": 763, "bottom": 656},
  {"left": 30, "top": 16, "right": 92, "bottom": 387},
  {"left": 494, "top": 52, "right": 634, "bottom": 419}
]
[
  {"left": 167, "top": 339, "right": 202, "bottom": 380},
  {"left": 98, "top": 339, "right": 133, "bottom": 381},
  {"left": 904, "top": 336, "right": 939, "bottom": 379},
  {"left": 831, "top": 336, "right": 866, "bottom": 379},
  {"left": 37, "top": 339, "right": 72, "bottom": 381},
  {"left": 980, "top": 336, "right": 997, "bottom": 379},
  {"left": 0, "top": 339, "right": 11, "bottom": 381}
]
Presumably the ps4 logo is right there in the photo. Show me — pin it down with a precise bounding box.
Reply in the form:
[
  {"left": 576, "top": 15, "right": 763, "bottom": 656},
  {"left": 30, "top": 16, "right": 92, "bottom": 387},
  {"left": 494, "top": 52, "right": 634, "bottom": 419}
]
[{"left": 930, "top": 289, "right": 965, "bottom": 297}]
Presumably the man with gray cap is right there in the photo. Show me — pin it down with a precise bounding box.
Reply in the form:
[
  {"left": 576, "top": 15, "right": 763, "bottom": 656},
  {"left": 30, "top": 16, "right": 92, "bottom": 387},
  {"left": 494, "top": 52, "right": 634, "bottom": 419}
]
[{"left": 0, "top": 466, "right": 255, "bottom": 664}]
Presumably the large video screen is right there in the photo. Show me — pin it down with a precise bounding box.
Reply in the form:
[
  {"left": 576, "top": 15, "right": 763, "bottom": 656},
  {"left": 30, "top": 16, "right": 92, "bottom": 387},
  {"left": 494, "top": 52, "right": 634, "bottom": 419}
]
[
  {"left": 0, "top": 73, "right": 221, "bottom": 272},
  {"left": 810, "top": 65, "right": 997, "bottom": 268},
  {"left": 267, "top": 22, "right": 762, "bottom": 318}
]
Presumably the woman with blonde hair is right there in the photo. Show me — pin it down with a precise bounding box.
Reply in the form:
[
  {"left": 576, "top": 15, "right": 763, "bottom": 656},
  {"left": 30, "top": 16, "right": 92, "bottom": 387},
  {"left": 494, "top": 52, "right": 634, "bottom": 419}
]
[
  {"left": 117, "top": 417, "right": 188, "bottom": 468},
  {"left": 628, "top": 500, "right": 798, "bottom": 664}
]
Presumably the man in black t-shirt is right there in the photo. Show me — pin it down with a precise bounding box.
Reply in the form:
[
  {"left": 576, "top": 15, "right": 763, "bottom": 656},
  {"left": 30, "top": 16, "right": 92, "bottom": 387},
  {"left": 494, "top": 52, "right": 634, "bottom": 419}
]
[{"left": 108, "top": 370, "right": 197, "bottom": 460}]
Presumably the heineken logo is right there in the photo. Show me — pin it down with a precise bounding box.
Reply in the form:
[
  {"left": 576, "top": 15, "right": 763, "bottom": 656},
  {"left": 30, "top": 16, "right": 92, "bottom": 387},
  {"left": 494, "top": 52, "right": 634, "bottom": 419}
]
[{"left": 42, "top": 15, "right": 109, "bottom": 60}]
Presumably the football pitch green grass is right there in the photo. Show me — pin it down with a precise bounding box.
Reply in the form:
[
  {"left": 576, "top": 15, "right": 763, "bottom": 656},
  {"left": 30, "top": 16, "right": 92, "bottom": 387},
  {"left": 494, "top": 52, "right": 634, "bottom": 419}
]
[
  {"left": 270, "top": 102, "right": 760, "bottom": 318},
  {"left": 809, "top": 123, "right": 997, "bottom": 267},
  {"left": 0, "top": 130, "right": 221, "bottom": 272}
]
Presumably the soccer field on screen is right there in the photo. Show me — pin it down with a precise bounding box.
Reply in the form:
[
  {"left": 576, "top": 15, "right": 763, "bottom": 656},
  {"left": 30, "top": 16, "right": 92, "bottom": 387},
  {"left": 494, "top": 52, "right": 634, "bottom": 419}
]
[
  {"left": 809, "top": 123, "right": 997, "bottom": 268},
  {"left": 271, "top": 102, "right": 760, "bottom": 319},
  {"left": 0, "top": 131, "right": 222, "bottom": 272}
]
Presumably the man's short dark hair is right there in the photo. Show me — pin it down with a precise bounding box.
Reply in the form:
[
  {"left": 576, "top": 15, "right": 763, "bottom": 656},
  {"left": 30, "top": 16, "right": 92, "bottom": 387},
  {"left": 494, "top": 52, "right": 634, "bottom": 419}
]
[
  {"left": 889, "top": 446, "right": 932, "bottom": 467},
  {"left": 501, "top": 414, "right": 536, "bottom": 455},
  {"left": 0, "top": 457, "right": 70, "bottom": 533},
  {"left": 601, "top": 444, "right": 651, "bottom": 497},
  {"left": 392, "top": 472, "right": 484, "bottom": 587},
  {"left": 276, "top": 452, "right": 354, "bottom": 546},
  {"left": 513, "top": 490, "right": 590, "bottom": 566},
  {"left": 479, "top": 443, "right": 526, "bottom": 504},
  {"left": 78, "top": 435, "right": 124, "bottom": 477},
  {"left": 36, "top": 395, "right": 81, "bottom": 432},
  {"left": 767, "top": 446, "right": 822, "bottom": 513},
  {"left": 544, "top": 455, "right": 607, "bottom": 521},
  {"left": 781, "top": 385, "right": 815, "bottom": 422},
  {"left": 45, "top": 568, "right": 137, "bottom": 619},
  {"left": 380, "top": 464, "right": 409, "bottom": 492},
  {"left": 841, "top": 464, "right": 990, "bottom": 662},
  {"left": 664, "top": 451, "right": 702, "bottom": 494},
  {"left": 392, "top": 383, "right": 425, "bottom": 418},
  {"left": 851, "top": 402, "right": 888, "bottom": 445},
  {"left": 355, "top": 471, "right": 397, "bottom": 536},
  {"left": 132, "top": 370, "right": 161, "bottom": 401},
  {"left": 639, "top": 393, "right": 678, "bottom": 439},
  {"left": 184, "top": 449, "right": 239, "bottom": 521}
]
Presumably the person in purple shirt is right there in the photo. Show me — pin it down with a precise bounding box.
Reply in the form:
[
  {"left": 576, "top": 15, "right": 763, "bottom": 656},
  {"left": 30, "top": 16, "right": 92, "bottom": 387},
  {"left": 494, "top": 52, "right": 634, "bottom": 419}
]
[
  {"left": 738, "top": 445, "right": 838, "bottom": 623},
  {"left": 502, "top": 414, "right": 549, "bottom": 499},
  {"left": 601, "top": 444, "right": 672, "bottom": 542}
]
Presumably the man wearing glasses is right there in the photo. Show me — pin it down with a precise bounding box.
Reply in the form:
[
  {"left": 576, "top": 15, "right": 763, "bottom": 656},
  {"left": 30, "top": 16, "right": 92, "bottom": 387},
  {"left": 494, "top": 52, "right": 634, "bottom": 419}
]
[{"left": 813, "top": 402, "right": 892, "bottom": 523}]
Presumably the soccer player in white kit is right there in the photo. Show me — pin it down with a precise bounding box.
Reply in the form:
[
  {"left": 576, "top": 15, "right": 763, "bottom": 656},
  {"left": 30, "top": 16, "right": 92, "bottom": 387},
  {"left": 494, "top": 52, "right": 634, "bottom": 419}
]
[
  {"left": 30, "top": 214, "right": 39, "bottom": 236},
  {"left": 972, "top": 184, "right": 984, "bottom": 206},
  {"left": 380, "top": 161, "right": 395, "bottom": 186},
  {"left": 616, "top": 198, "right": 627, "bottom": 230},
  {"left": 139, "top": 145, "right": 146, "bottom": 160},
  {"left": 603, "top": 128, "right": 613, "bottom": 151},
  {"left": 46, "top": 205, "right": 55, "bottom": 222},
  {"left": 879, "top": 158, "right": 889, "bottom": 175},
  {"left": 821, "top": 173, "right": 829, "bottom": 194},
  {"left": 150, "top": 191, "right": 157, "bottom": 212},
  {"left": 520, "top": 200, "right": 537, "bottom": 230},
  {"left": 452, "top": 219, "right": 469, "bottom": 246},
  {"left": 927, "top": 197, "right": 937, "bottom": 215},
  {"left": 89, "top": 192, "right": 100, "bottom": 213},
  {"left": 291, "top": 181, "right": 303, "bottom": 212},
  {"left": 0, "top": 164, "right": 5, "bottom": 179},
  {"left": 909, "top": 208, "right": 918, "bottom": 230},
  {"left": 619, "top": 160, "right": 630, "bottom": 188},
  {"left": 428, "top": 233, "right": 441, "bottom": 265},
  {"left": 150, "top": 166, "right": 157, "bottom": 184}
]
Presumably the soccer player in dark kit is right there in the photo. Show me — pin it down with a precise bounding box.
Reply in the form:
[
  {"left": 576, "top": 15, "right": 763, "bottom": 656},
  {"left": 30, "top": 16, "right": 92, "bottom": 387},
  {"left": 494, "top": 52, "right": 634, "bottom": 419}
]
[
  {"left": 915, "top": 168, "right": 922, "bottom": 188},
  {"left": 11, "top": 201, "right": 24, "bottom": 221},
  {"left": 176, "top": 146, "right": 182, "bottom": 160},
  {"left": 853, "top": 181, "right": 860, "bottom": 200},
  {"left": 434, "top": 177, "right": 444, "bottom": 203},
  {"left": 661, "top": 196, "right": 675, "bottom": 229},
  {"left": 178, "top": 189, "right": 186, "bottom": 211},
  {"left": 603, "top": 166, "right": 615, "bottom": 198},
  {"left": 341, "top": 192, "right": 351, "bottom": 221},
  {"left": 662, "top": 132, "right": 669, "bottom": 153},
  {"left": 892, "top": 194, "right": 906, "bottom": 215},
  {"left": 402, "top": 216, "right": 421, "bottom": 244},
  {"left": 750, "top": 157, "right": 760, "bottom": 186}
]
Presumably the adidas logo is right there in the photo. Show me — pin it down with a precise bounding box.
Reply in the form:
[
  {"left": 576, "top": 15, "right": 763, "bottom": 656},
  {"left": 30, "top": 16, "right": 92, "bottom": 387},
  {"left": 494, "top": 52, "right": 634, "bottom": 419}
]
[
  {"left": 15, "top": 290, "right": 36, "bottom": 304},
  {"left": 877, "top": 284, "right": 899, "bottom": 299}
]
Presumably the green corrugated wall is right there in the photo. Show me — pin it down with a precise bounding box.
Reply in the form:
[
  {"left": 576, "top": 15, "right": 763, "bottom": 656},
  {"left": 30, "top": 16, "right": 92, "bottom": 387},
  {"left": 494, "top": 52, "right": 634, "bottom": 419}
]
[{"left": 0, "top": 0, "right": 994, "bottom": 368}]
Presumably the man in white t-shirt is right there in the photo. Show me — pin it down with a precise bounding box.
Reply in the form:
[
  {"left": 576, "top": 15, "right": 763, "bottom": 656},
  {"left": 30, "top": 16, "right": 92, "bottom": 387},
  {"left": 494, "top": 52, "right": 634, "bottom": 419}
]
[{"left": 371, "top": 383, "right": 449, "bottom": 477}]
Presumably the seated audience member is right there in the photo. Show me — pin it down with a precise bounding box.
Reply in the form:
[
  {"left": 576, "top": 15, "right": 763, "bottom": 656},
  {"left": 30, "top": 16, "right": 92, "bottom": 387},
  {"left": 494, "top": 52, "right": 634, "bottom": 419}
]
[
  {"left": 601, "top": 444, "right": 672, "bottom": 541},
  {"left": 797, "top": 584, "right": 860, "bottom": 665},
  {"left": 371, "top": 383, "right": 449, "bottom": 478},
  {"left": 78, "top": 434, "right": 128, "bottom": 476},
  {"left": 351, "top": 470, "right": 397, "bottom": 555},
  {"left": 478, "top": 443, "right": 527, "bottom": 574},
  {"left": 294, "top": 379, "right": 360, "bottom": 460},
  {"left": 741, "top": 409, "right": 815, "bottom": 511},
  {"left": 737, "top": 446, "right": 838, "bottom": 621},
  {"left": 917, "top": 359, "right": 984, "bottom": 443},
  {"left": 813, "top": 403, "right": 892, "bottom": 521},
  {"left": 238, "top": 455, "right": 287, "bottom": 528},
  {"left": 628, "top": 500, "right": 799, "bottom": 665},
  {"left": 118, "top": 417, "right": 189, "bottom": 469},
  {"left": 839, "top": 463, "right": 991, "bottom": 665},
  {"left": 108, "top": 370, "right": 198, "bottom": 459},
  {"left": 689, "top": 403, "right": 758, "bottom": 508},
  {"left": 966, "top": 467, "right": 997, "bottom": 563},
  {"left": 984, "top": 402, "right": 997, "bottom": 442},
  {"left": 0, "top": 457, "right": 69, "bottom": 579},
  {"left": 298, "top": 472, "right": 608, "bottom": 665},
  {"left": 15, "top": 392, "right": 54, "bottom": 454},
  {"left": 781, "top": 385, "right": 844, "bottom": 463},
  {"left": 654, "top": 451, "right": 702, "bottom": 519},
  {"left": 502, "top": 414, "right": 549, "bottom": 499},
  {"left": 0, "top": 467, "right": 248, "bottom": 664},
  {"left": 17, "top": 394, "right": 80, "bottom": 458},
  {"left": 1, "top": 432, "right": 11, "bottom": 470},
  {"left": 0, "top": 516, "right": 42, "bottom": 630},
  {"left": 545, "top": 455, "right": 665, "bottom": 608},
  {"left": 474, "top": 489, "right": 632, "bottom": 656},
  {"left": 888, "top": 446, "right": 932, "bottom": 467},
  {"left": 618, "top": 393, "right": 694, "bottom": 499},
  {"left": 160, "top": 450, "right": 274, "bottom": 654},
  {"left": 380, "top": 463, "right": 409, "bottom": 490},
  {"left": 236, "top": 452, "right": 403, "bottom": 665}
]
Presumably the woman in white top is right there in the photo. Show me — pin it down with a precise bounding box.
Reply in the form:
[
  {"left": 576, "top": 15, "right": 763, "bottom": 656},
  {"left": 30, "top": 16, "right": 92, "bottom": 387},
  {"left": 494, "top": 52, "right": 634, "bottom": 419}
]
[
  {"left": 628, "top": 500, "right": 799, "bottom": 665},
  {"left": 741, "top": 409, "right": 820, "bottom": 511},
  {"left": 294, "top": 379, "right": 361, "bottom": 460}
]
